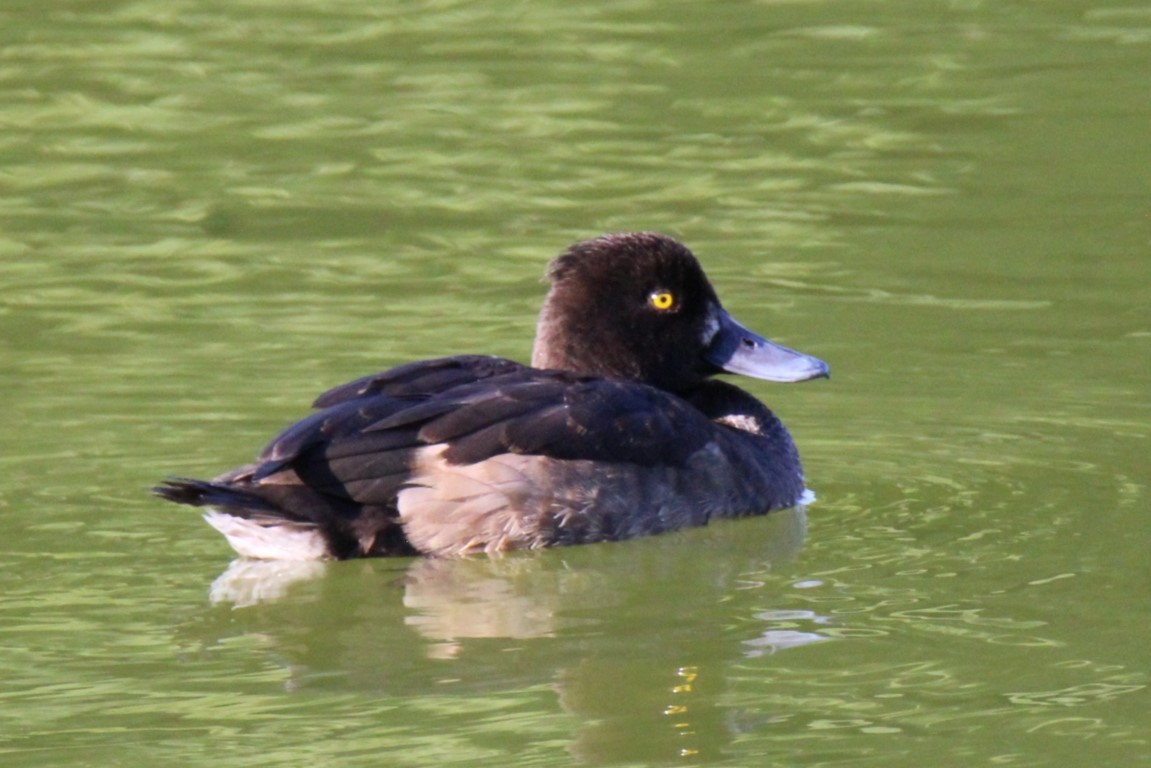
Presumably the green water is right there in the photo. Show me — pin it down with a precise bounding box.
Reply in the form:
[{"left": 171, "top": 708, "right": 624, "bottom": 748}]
[{"left": 2, "top": 1, "right": 1148, "bottom": 765}]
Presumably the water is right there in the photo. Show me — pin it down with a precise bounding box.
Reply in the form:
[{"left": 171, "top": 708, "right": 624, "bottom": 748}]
[{"left": 2, "top": 0, "right": 1148, "bottom": 765}]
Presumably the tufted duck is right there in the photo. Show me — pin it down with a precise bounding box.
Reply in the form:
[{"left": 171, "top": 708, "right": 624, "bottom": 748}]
[{"left": 156, "top": 233, "right": 828, "bottom": 558}]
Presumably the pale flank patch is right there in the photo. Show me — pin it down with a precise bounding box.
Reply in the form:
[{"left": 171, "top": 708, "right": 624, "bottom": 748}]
[{"left": 398, "top": 444, "right": 546, "bottom": 556}]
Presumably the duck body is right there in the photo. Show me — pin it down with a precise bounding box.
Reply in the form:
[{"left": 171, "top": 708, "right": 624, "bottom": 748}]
[{"left": 156, "top": 233, "right": 828, "bottom": 559}]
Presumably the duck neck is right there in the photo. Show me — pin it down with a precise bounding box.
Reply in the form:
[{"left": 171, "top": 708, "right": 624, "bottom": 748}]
[{"left": 530, "top": 299, "right": 607, "bottom": 374}]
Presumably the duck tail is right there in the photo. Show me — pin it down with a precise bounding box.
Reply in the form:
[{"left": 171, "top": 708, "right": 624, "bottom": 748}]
[
  {"left": 154, "top": 478, "right": 338, "bottom": 559},
  {"left": 153, "top": 478, "right": 279, "bottom": 513},
  {"left": 153, "top": 478, "right": 416, "bottom": 559}
]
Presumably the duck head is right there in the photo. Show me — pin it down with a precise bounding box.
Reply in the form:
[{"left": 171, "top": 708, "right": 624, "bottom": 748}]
[{"left": 530, "top": 232, "right": 829, "bottom": 392}]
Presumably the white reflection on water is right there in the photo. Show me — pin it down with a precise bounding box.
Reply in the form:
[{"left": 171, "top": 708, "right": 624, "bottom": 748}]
[
  {"left": 209, "top": 558, "right": 330, "bottom": 607},
  {"left": 742, "top": 629, "right": 831, "bottom": 656},
  {"left": 743, "top": 608, "right": 834, "bottom": 656}
]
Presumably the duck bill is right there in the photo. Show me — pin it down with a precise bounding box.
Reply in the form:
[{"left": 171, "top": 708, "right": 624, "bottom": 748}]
[{"left": 705, "top": 310, "right": 829, "bottom": 383}]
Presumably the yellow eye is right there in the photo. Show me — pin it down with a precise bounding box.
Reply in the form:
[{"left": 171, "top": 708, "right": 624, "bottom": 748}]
[{"left": 649, "top": 290, "right": 676, "bottom": 311}]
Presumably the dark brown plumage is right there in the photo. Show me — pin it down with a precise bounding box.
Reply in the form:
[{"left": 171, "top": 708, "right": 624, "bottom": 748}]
[{"left": 156, "top": 233, "right": 828, "bottom": 559}]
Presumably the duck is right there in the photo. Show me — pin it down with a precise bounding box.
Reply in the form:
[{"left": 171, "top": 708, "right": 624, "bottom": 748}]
[{"left": 155, "top": 232, "right": 829, "bottom": 559}]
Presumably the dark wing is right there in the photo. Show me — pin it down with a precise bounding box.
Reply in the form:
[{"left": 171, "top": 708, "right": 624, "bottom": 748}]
[
  {"left": 252, "top": 367, "right": 719, "bottom": 508},
  {"left": 410, "top": 376, "right": 715, "bottom": 467},
  {"left": 255, "top": 355, "right": 528, "bottom": 466},
  {"left": 311, "top": 355, "right": 525, "bottom": 408}
]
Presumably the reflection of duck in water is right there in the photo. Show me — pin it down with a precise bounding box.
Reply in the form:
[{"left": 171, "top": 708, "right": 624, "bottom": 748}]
[
  {"left": 157, "top": 233, "right": 828, "bottom": 558},
  {"left": 207, "top": 503, "right": 812, "bottom": 636},
  {"left": 187, "top": 510, "right": 827, "bottom": 765}
]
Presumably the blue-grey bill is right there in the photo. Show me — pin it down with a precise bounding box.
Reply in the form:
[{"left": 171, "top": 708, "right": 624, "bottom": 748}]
[{"left": 706, "top": 310, "right": 829, "bottom": 383}]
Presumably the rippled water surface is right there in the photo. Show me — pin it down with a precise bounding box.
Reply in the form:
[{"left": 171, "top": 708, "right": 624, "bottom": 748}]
[{"left": 2, "top": 1, "right": 1148, "bottom": 765}]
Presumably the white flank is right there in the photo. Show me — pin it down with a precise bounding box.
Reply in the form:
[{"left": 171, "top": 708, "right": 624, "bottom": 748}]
[
  {"left": 203, "top": 511, "right": 330, "bottom": 561},
  {"left": 397, "top": 444, "right": 544, "bottom": 556}
]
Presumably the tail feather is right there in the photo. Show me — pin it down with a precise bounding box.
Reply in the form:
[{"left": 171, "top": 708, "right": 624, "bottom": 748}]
[
  {"left": 153, "top": 478, "right": 279, "bottom": 513},
  {"left": 154, "top": 477, "right": 415, "bottom": 559}
]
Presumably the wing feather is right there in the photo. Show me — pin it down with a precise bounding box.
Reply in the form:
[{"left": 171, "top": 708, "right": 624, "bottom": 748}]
[{"left": 244, "top": 358, "right": 721, "bottom": 511}]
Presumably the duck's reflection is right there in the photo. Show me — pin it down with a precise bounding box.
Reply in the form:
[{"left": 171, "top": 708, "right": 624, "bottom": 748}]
[
  {"left": 194, "top": 507, "right": 830, "bottom": 763},
  {"left": 209, "top": 558, "right": 329, "bottom": 607}
]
